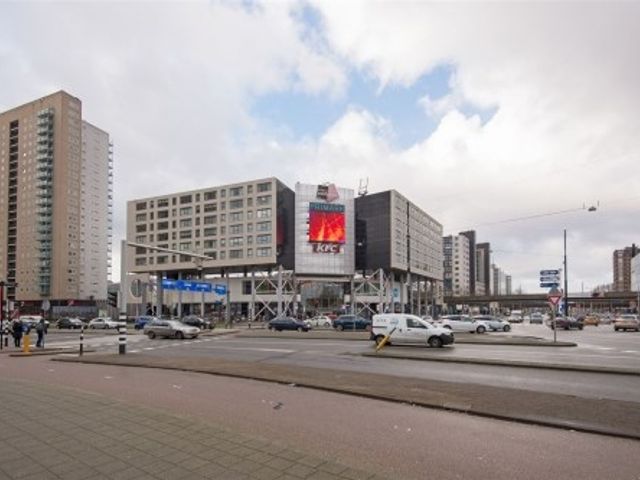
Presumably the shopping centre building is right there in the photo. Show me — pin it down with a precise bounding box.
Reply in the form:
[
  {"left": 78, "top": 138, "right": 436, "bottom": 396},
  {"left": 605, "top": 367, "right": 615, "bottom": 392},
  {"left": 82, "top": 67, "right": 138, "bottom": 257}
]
[{"left": 124, "top": 177, "right": 443, "bottom": 320}]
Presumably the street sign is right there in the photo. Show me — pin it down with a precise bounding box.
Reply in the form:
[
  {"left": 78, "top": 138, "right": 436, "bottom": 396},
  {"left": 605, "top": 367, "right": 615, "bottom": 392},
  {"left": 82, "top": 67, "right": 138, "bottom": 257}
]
[
  {"left": 548, "top": 292, "right": 563, "bottom": 306},
  {"left": 540, "top": 282, "right": 560, "bottom": 288},
  {"left": 540, "top": 270, "right": 560, "bottom": 276},
  {"left": 161, "top": 279, "right": 226, "bottom": 295},
  {"left": 540, "top": 275, "right": 560, "bottom": 281}
]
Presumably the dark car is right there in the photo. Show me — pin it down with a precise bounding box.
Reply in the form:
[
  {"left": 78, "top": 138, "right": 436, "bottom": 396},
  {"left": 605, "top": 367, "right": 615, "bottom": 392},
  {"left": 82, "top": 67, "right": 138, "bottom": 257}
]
[
  {"left": 548, "top": 316, "right": 584, "bottom": 330},
  {"left": 333, "top": 315, "right": 372, "bottom": 331},
  {"left": 134, "top": 316, "right": 157, "bottom": 330},
  {"left": 181, "top": 315, "right": 212, "bottom": 330},
  {"left": 56, "top": 317, "right": 84, "bottom": 329},
  {"left": 267, "top": 317, "right": 310, "bottom": 332}
]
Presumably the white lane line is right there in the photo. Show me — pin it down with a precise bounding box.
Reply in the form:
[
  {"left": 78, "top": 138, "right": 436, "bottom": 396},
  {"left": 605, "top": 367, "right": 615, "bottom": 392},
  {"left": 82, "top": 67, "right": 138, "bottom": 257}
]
[
  {"left": 130, "top": 350, "right": 140, "bottom": 353},
  {"left": 143, "top": 347, "right": 155, "bottom": 350},
  {"left": 623, "top": 350, "right": 639, "bottom": 354},
  {"left": 209, "top": 346, "right": 295, "bottom": 353}
]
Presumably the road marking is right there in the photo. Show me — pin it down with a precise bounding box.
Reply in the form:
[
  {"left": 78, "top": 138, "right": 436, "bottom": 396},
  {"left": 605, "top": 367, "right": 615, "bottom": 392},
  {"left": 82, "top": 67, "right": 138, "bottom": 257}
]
[
  {"left": 130, "top": 350, "right": 140, "bottom": 353},
  {"left": 623, "top": 350, "right": 639, "bottom": 354},
  {"left": 209, "top": 346, "right": 295, "bottom": 353},
  {"left": 143, "top": 347, "right": 154, "bottom": 350}
]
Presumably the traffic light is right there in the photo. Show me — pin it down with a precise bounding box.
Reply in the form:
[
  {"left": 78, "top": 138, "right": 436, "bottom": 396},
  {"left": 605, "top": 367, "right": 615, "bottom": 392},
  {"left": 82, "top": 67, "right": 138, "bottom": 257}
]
[{"left": 108, "top": 291, "right": 118, "bottom": 308}]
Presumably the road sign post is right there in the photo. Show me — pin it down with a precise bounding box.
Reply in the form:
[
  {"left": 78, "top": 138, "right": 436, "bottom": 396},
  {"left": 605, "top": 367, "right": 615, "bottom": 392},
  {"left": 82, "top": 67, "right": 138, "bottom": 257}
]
[{"left": 547, "top": 289, "right": 563, "bottom": 343}]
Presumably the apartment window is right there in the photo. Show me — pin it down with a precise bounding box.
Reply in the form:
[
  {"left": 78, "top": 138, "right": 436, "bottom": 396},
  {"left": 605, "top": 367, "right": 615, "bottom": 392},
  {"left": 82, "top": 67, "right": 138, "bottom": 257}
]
[
  {"left": 247, "top": 235, "right": 253, "bottom": 245},
  {"left": 247, "top": 248, "right": 253, "bottom": 257},
  {"left": 229, "top": 186, "right": 243, "bottom": 197},
  {"left": 220, "top": 189, "right": 226, "bottom": 198},
  {"left": 135, "top": 247, "right": 147, "bottom": 254},
  {"left": 247, "top": 223, "right": 253, "bottom": 233},
  {"left": 136, "top": 213, "right": 147, "bottom": 222},
  {"left": 229, "top": 212, "right": 242, "bottom": 222},
  {"left": 179, "top": 218, "right": 192, "bottom": 228},
  {"left": 135, "top": 258, "right": 147, "bottom": 266},
  {"left": 157, "top": 210, "right": 169, "bottom": 218},
  {"left": 229, "top": 249, "right": 243, "bottom": 259},
  {"left": 195, "top": 193, "right": 200, "bottom": 202},
  {"left": 157, "top": 233, "right": 169, "bottom": 241},
  {"left": 256, "top": 208, "right": 271, "bottom": 219},
  {"left": 220, "top": 226, "right": 226, "bottom": 235},
  {"left": 256, "top": 221, "right": 271, "bottom": 232},
  {"left": 256, "top": 234, "right": 271, "bottom": 245},
  {"left": 179, "top": 230, "right": 192, "bottom": 239},
  {"left": 136, "top": 201, "right": 147, "bottom": 211},
  {"left": 257, "top": 182, "right": 271, "bottom": 192},
  {"left": 247, "top": 185, "right": 253, "bottom": 194},
  {"left": 135, "top": 235, "right": 146, "bottom": 243},
  {"left": 229, "top": 224, "right": 243, "bottom": 235},
  {"left": 136, "top": 224, "right": 147, "bottom": 233},
  {"left": 220, "top": 201, "right": 226, "bottom": 211},
  {"left": 179, "top": 207, "right": 192, "bottom": 216},
  {"left": 203, "top": 240, "right": 217, "bottom": 249},
  {"left": 179, "top": 195, "right": 192, "bottom": 204},
  {"left": 204, "top": 191, "right": 216, "bottom": 201},
  {"left": 256, "top": 247, "right": 272, "bottom": 257},
  {"left": 157, "top": 256, "right": 168, "bottom": 264},
  {"left": 203, "top": 227, "right": 217, "bottom": 236},
  {"left": 229, "top": 237, "right": 243, "bottom": 247},
  {"left": 157, "top": 222, "right": 168, "bottom": 230},
  {"left": 256, "top": 195, "right": 271, "bottom": 206},
  {"left": 203, "top": 215, "right": 217, "bottom": 225},
  {"left": 204, "top": 251, "right": 217, "bottom": 260},
  {"left": 229, "top": 199, "right": 243, "bottom": 209},
  {"left": 204, "top": 203, "right": 217, "bottom": 212},
  {"left": 179, "top": 242, "right": 192, "bottom": 251},
  {"left": 157, "top": 198, "right": 169, "bottom": 207},
  {"left": 220, "top": 251, "right": 226, "bottom": 260},
  {"left": 247, "top": 198, "right": 253, "bottom": 207},
  {"left": 220, "top": 239, "right": 226, "bottom": 247},
  {"left": 220, "top": 214, "right": 226, "bottom": 223}
]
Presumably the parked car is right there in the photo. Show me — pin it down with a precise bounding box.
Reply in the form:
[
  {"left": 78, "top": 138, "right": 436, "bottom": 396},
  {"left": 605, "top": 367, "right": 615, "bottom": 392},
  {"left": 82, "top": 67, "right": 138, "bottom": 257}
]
[
  {"left": 20, "top": 316, "right": 50, "bottom": 333},
  {"left": 371, "top": 314, "right": 454, "bottom": 348},
  {"left": 134, "top": 316, "right": 158, "bottom": 330},
  {"left": 333, "top": 315, "right": 372, "bottom": 331},
  {"left": 267, "top": 317, "right": 310, "bottom": 332},
  {"left": 438, "top": 315, "right": 488, "bottom": 334},
  {"left": 88, "top": 317, "right": 125, "bottom": 329},
  {"left": 473, "top": 315, "right": 511, "bottom": 332},
  {"left": 56, "top": 317, "right": 84, "bottom": 329},
  {"left": 548, "top": 316, "right": 583, "bottom": 330},
  {"left": 305, "top": 315, "right": 333, "bottom": 328},
  {"left": 144, "top": 320, "right": 200, "bottom": 339},
  {"left": 507, "top": 310, "right": 524, "bottom": 323},
  {"left": 613, "top": 314, "right": 639, "bottom": 332},
  {"left": 529, "top": 313, "right": 544, "bottom": 324},
  {"left": 181, "top": 315, "right": 212, "bottom": 330},
  {"left": 582, "top": 314, "right": 601, "bottom": 326}
]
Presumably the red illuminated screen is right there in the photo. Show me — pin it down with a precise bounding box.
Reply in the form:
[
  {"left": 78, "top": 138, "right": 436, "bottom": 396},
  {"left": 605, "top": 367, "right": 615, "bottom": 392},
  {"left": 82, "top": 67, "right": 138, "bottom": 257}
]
[{"left": 309, "top": 210, "right": 346, "bottom": 244}]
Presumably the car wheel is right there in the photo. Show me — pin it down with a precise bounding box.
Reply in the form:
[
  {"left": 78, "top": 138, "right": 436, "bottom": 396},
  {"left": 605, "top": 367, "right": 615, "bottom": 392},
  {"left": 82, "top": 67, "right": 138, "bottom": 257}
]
[
  {"left": 374, "top": 335, "right": 386, "bottom": 346},
  {"left": 324, "top": 322, "right": 331, "bottom": 327},
  {"left": 443, "top": 325, "right": 452, "bottom": 330},
  {"left": 175, "top": 331, "right": 184, "bottom": 340},
  {"left": 614, "top": 328, "right": 619, "bottom": 332},
  {"left": 578, "top": 325, "right": 583, "bottom": 330},
  {"left": 428, "top": 336, "right": 443, "bottom": 348},
  {"left": 336, "top": 324, "right": 344, "bottom": 331},
  {"left": 147, "top": 332, "right": 156, "bottom": 339},
  {"left": 268, "top": 325, "right": 273, "bottom": 330},
  {"left": 503, "top": 325, "right": 511, "bottom": 332},
  {"left": 476, "top": 326, "right": 486, "bottom": 334}
]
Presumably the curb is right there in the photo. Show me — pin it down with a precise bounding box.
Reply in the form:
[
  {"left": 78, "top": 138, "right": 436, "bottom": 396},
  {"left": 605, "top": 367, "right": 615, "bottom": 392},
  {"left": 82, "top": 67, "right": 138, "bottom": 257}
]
[
  {"left": 52, "top": 355, "right": 640, "bottom": 441},
  {"left": 358, "top": 351, "right": 640, "bottom": 376},
  {"left": 9, "top": 348, "right": 94, "bottom": 357}
]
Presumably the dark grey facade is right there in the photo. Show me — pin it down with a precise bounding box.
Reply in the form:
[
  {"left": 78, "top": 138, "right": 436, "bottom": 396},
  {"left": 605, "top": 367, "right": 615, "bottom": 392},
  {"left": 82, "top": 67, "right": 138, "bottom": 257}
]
[
  {"left": 355, "top": 191, "right": 392, "bottom": 272},
  {"left": 477, "top": 242, "right": 491, "bottom": 294},
  {"left": 460, "top": 230, "right": 476, "bottom": 295},
  {"left": 275, "top": 180, "right": 295, "bottom": 270}
]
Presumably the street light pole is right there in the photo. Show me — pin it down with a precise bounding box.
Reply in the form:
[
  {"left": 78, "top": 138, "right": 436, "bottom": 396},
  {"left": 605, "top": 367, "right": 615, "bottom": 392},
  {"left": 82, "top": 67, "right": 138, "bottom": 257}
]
[{"left": 564, "top": 229, "right": 569, "bottom": 318}]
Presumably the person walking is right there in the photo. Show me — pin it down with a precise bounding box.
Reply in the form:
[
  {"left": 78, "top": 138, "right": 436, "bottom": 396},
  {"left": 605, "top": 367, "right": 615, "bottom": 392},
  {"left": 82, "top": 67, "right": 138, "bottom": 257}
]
[
  {"left": 12, "top": 318, "right": 23, "bottom": 348},
  {"left": 36, "top": 318, "right": 46, "bottom": 348}
]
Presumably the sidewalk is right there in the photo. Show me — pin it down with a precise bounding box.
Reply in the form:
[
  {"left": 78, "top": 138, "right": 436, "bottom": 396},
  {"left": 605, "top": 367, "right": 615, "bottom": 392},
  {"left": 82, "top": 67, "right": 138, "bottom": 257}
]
[
  {"left": 0, "top": 379, "right": 385, "bottom": 480},
  {"left": 55, "top": 354, "right": 640, "bottom": 440}
]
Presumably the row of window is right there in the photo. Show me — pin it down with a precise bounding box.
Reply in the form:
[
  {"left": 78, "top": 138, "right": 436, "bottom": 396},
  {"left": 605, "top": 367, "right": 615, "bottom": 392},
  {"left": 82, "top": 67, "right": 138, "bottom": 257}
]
[
  {"left": 135, "top": 220, "right": 272, "bottom": 239},
  {"left": 135, "top": 182, "right": 273, "bottom": 211},
  {"left": 134, "top": 247, "right": 273, "bottom": 266},
  {"left": 135, "top": 207, "right": 272, "bottom": 227}
]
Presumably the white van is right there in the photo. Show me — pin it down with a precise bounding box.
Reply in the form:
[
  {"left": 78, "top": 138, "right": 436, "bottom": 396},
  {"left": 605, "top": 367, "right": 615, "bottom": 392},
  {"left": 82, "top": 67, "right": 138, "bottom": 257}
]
[{"left": 371, "top": 314, "right": 454, "bottom": 348}]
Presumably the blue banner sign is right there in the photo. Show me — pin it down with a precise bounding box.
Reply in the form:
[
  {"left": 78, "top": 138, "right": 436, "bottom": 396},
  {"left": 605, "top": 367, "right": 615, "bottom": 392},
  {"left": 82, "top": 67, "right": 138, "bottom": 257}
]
[
  {"left": 161, "top": 279, "right": 226, "bottom": 295},
  {"left": 540, "top": 282, "right": 560, "bottom": 288}
]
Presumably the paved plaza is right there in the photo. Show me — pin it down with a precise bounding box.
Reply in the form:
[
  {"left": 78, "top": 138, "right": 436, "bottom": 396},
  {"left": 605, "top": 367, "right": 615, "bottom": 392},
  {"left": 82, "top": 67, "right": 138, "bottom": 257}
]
[{"left": 0, "top": 380, "right": 384, "bottom": 480}]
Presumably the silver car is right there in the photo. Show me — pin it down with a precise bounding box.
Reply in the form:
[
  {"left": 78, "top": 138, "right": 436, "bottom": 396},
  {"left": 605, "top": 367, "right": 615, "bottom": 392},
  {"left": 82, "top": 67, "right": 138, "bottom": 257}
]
[
  {"left": 144, "top": 320, "right": 200, "bottom": 339},
  {"left": 473, "top": 315, "right": 511, "bottom": 332}
]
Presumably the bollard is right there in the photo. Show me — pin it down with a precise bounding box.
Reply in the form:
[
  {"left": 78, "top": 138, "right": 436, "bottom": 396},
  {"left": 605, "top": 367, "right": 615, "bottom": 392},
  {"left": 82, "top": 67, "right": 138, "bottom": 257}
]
[
  {"left": 79, "top": 325, "right": 84, "bottom": 356},
  {"left": 22, "top": 332, "right": 31, "bottom": 354},
  {"left": 118, "top": 325, "right": 126, "bottom": 355}
]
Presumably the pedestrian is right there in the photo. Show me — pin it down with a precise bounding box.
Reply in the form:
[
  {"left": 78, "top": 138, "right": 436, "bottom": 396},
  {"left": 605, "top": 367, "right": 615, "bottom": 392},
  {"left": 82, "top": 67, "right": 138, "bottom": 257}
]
[
  {"left": 12, "top": 318, "right": 23, "bottom": 348},
  {"left": 36, "top": 318, "right": 46, "bottom": 348}
]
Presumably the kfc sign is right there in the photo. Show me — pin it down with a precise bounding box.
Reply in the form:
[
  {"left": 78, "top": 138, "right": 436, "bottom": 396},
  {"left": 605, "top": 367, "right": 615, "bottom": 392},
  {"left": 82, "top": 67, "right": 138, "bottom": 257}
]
[{"left": 312, "top": 243, "right": 342, "bottom": 254}]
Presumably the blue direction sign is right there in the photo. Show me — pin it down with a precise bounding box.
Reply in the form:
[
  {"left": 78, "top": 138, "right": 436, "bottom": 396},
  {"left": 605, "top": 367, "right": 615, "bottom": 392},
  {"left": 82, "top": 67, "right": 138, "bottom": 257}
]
[
  {"left": 540, "top": 282, "right": 560, "bottom": 288},
  {"left": 540, "top": 270, "right": 560, "bottom": 276},
  {"left": 161, "top": 279, "right": 226, "bottom": 294}
]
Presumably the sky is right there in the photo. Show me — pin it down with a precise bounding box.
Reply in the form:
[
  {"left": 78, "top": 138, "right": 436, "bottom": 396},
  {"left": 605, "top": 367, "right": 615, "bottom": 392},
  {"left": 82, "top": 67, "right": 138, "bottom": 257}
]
[{"left": 1, "top": 0, "right": 639, "bottom": 294}]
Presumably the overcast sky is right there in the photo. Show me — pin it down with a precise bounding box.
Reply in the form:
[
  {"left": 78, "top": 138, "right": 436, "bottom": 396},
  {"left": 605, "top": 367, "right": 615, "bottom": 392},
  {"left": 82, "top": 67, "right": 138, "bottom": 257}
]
[{"left": 2, "top": 1, "right": 639, "bottom": 293}]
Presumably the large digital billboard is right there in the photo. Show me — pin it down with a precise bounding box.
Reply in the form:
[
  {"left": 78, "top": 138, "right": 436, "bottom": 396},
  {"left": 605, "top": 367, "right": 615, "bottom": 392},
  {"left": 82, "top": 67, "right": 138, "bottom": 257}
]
[{"left": 308, "top": 202, "right": 346, "bottom": 244}]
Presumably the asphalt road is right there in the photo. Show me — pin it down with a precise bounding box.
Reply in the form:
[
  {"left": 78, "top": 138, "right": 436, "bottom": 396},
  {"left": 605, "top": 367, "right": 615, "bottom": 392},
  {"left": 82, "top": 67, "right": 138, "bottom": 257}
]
[
  {"left": 35, "top": 326, "right": 640, "bottom": 403},
  {"left": 1, "top": 355, "right": 639, "bottom": 480}
]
